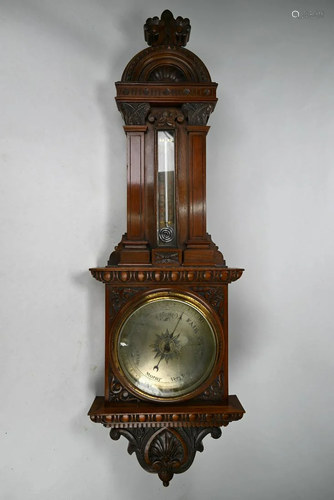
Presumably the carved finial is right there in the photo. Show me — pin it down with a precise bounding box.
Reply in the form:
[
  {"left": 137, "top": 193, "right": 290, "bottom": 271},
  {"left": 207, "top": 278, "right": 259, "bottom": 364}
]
[{"left": 144, "top": 10, "right": 191, "bottom": 47}]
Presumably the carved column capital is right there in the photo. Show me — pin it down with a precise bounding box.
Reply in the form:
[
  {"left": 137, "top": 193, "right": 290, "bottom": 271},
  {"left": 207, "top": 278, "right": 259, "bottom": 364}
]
[
  {"left": 182, "top": 102, "right": 214, "bottom": 125},
  {"left": 118, "top": 102, "right": 150, "bottom": 125}
]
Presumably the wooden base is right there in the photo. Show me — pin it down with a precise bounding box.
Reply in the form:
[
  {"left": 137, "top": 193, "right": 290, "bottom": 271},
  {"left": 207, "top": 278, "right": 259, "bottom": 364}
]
[
  {"left": 88, "top": 396, "right": 245, "bottom": 486},
  {"left": 110, "top": 426, "right": 222, "bottom": 486}
]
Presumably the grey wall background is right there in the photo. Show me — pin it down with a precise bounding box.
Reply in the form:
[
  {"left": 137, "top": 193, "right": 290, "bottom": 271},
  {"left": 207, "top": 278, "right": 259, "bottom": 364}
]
[{"left": 1, "top": 0, "right": 333, "bottom": 499}]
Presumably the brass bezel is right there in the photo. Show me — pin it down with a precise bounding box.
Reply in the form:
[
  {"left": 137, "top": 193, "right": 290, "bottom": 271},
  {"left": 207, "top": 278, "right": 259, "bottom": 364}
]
[{"left": 110, "top": 288, "right": 224, "bottom": 403}]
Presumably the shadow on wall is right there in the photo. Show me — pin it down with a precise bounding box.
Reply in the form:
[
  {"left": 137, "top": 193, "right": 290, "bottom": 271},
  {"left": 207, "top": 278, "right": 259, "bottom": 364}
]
[
  {"left": 86, "top": 6, "right": 149, "bottom": 403},
  {"left": 95, "top": 7, "right": 148, "bottom": 265}
]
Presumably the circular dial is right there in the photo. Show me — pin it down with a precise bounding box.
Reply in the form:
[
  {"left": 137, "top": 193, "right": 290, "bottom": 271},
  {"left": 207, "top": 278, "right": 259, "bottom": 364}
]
[{"left": 113, "top": 293, "right": 219, "bottom": 401}]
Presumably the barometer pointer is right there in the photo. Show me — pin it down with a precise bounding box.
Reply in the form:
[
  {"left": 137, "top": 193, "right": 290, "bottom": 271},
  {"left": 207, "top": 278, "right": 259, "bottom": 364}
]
[
  {"left": 153, "top": 313, "right": 183, "bottom": 371},
  {"left": 170, "top": 312, "right": 183, "bottom": 338}
]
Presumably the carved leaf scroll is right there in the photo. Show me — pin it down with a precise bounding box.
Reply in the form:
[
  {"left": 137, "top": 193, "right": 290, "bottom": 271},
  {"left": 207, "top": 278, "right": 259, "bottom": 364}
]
[
  {"left": 109, "top": 373, "right": 139, "bottom": 403},
  {"left": 195, "top": 370, "right": 225, "bottom": 401},
  {"left": 192, "top": 286, "right": 225, "bottom": 316}
]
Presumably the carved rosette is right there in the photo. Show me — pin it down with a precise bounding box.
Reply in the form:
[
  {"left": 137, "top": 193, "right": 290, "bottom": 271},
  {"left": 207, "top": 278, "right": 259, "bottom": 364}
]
[{"left": 110, "top": 426, "right": 222, "bottom": 486}]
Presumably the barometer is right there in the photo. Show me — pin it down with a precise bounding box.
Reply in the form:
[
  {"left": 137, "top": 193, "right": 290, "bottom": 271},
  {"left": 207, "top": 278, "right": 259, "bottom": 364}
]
[
  {"left": 88, "top": 10, "right": 245, "bottom": 487},
  {"left": 112, "top": 291, "right": 222, "bottom": 401}
]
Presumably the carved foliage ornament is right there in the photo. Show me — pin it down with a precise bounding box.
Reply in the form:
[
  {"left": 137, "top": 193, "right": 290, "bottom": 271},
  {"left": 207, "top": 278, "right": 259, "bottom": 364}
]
[
  {"left": 110, "top": 426, "right": 222, "bottom": 487},
  {"left": 108, "top": 287, "right": 145, "bottom": 325},
  {"left": 144, "top": 10, "right": 191, "bottom": 47},
  {"left": 192, "top": 286, "right": 225, "bottom": 316},
  {"left": 182, "top": 102, "right": 214, "bottom": 126},
  {"left": 119, "top": 102, "right": 213, "bottom": 126},
  {"left": 148, "top": 109, "right": 184, "bottom": 127},
  {"left": 195, "top": 370, "right": 225, "bottom": 401},
  {"left": 192, "top": 287, "right": 225, "bottom": 401},
  {"left": 109, "top": 373, "right": 139, "bottom": 403},
  {"left": 119, "top": 102, "right": 150, "bottom": 125}
]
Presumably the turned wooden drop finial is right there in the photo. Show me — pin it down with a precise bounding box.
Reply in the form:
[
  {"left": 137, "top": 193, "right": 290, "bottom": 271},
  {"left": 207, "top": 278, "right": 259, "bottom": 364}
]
[{"left": 144, "top": 10, "right": 191, "bottom": 47}]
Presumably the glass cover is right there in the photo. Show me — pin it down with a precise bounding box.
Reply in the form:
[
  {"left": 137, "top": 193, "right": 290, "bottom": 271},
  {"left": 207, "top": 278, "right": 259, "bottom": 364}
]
[
  {"left": 157, "top": 130, "right": 176, "bottom": 246},
  {"left": 117, "top": 297, "right": 218, "bottom": 400}
]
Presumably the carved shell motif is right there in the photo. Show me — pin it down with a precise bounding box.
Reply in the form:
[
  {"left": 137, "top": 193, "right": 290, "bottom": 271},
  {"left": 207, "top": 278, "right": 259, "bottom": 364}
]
[
  {"left": 146, "top": 429, "right": 187, "bottom": 486},
  {"left": 148, "top": 65, "right": 187, "bottom": 82}
]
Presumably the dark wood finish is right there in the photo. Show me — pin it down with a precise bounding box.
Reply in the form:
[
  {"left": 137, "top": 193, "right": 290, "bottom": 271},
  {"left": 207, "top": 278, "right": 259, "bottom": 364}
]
[
  {"left": 125, "top": 127, "right": 146, "bottom": 239},
  {"left": 89, "top": 395, "right": 245, "bottom": 428},
  {"left": 121, "top": 125, "right": 150, "bottom": 264},
  {"left": 188, "top": 126, "right": 209, "bottom": 240},
  {"left": 90, "top": 266, "right": 243, "bottom": 284},
  {"left": 144, "top": 10, "right": 191, "bottom": 48},
  {"left": 97, "top": 281, "right": 233, "bottom": 406},
  {"left": 110, "top": 426, "right": 222, "bottom": 487},
  {"left": 151, "top": 248, "right": 182, "bottom": 266},
  {"left": 89, "top": 395, "right": 244, "bottom": 485},
  {"left": 116, "top": 82, "right": 218, "bottom": 104},
  {"left": 94, "top": 279, "right": 238, "bottom": 405},
  {"left": 89, "top": 10, "right": 244, "bottom": 486}
]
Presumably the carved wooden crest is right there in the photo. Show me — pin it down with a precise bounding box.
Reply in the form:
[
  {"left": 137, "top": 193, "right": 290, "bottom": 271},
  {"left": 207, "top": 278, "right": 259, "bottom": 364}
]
[{"left": 144, "top": 10, "right": 191, "bottom": 47}]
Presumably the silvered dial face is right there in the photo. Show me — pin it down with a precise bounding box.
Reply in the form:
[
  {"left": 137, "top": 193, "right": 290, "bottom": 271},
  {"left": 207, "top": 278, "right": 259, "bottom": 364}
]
[{"left": 116, "top": 296, "right": 218, "bottom": 400}]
